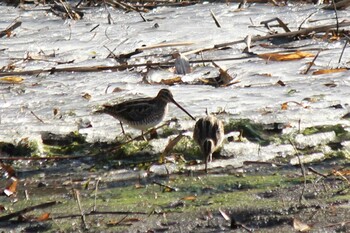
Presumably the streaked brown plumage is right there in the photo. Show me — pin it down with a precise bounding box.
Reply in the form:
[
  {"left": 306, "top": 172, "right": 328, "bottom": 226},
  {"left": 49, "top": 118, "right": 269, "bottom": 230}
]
[
  {"left": 193, "top": 115, "right": 224, "bottom": 173},
  {"left": 96, "top": 89, "right": 195, "bottom": 135}
]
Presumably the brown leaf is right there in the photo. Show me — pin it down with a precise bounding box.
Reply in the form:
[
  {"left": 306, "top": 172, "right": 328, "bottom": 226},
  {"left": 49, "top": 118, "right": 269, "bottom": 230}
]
[
  {"left": 53, "top": 108, "right": 60, "bottom": 116},
  {"left": 293, "top": 218, "right": 311, "bottom": 232},
  {"left": 160, "top": 76, "right": 182, "bottom": 85},
  {"left": 333, "top": 170, "right": 350, "bottom": 176},
  {"left": 0, "top": 162, "right": 16, "bottom": 178},
  {"left": 82, "top": 93, "right": 91, "bottom": 100},
  {"left": 281, "top": 102, "right": 288, "bottom": 110},
  {"left": 36, "top": 212, "right": 50, "bottom": 221},
  {"left": 134, "top": 183, "right": 144, "bottom": 189},
  {"left": 181, "top": 196, "right": 196, "bottom": 201},
  {"left": 323, "top": 82, "right": 337, "bottom": 87},
  {"left": 260, "top": 73, "right": 272, "bottom": 77},
  {"left": 276, "top": 80, "right": 286, "bottom": 86},
  {"left": 107, "top": 218, "right": 134, "bottom": 226},
  {"left": 0, "top": 76, "right": 24, "bottom": 84},
  {"left": 160, "top": 134, "right": 184, "bottom": 163},
  {"left": 112, "top": 87, "right": 124, "bottom": 93},
  {"left": 312, "top": 68, "right": 347, "bottom": 75},
  {"left": 164, "top": 186, "right": 174, "bottom": 192},
  {"left": 4, "top": 177, "right": 18, "bottom": 196},
  {"left": 121, "top": 218, "right": 140, "bottom": 223},
  {"left": 258, "top": 51, "right": 314, "bottom": 61},
  {"left": 212, "top": 61, "right": 234, "bottom": 86},
  {"left": 281, "top": 101, "right": 306, "bottom": 110}
]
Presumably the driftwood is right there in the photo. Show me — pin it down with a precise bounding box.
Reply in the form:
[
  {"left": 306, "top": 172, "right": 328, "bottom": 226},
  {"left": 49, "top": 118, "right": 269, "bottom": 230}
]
[
  {"left": 0, "top": 56, "right": 256, "bottom": 77},
  {"left": 214, "top": 20, "right": 350, "bottom": 48},
  {"left": 0, "top": 20, "right": 347, "bottom": 77}
]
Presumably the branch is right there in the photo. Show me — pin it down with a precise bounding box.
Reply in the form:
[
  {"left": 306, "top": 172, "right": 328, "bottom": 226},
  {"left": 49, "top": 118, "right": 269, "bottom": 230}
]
[
  {"left": 214, "top": 20, "right": 350, "bottom": 48},
  {"left": 0, "top": 21, "right": 22, "bottom": 38},
  {"left": 0, "top": 201, "right": 60, "bottom": 221}
]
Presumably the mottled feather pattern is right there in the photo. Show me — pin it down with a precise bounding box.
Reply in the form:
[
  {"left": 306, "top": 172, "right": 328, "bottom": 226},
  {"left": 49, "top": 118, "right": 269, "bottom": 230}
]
[
  {"left": 193, "top": 115, "right": 224, "bottom": 172},
  {"left": 193, "top": 116, "right": 224, "bottom": 147},
  {"left": 95, "top": 89, "right": 192, "bottom": 132}
]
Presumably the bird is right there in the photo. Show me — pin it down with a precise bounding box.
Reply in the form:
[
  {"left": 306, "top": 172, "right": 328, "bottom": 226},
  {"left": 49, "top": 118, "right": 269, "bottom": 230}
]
[
  {"left": 193, "top": 115, "right": 224, "bottom": 173},
  {"left": 96, "top": 89, "right": 196, "bottom": 138}
]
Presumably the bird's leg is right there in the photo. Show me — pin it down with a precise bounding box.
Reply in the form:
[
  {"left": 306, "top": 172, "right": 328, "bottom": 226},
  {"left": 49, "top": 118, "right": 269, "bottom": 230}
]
[
  {"left": 205, "top": 160, "right": 208, "bottom": 174},
  {"left": 119, "top": 121, "right": 126, "bottom": 135},
  {"left": 205, "top": 153, "right": 212, "bottom": 174},
  {"left": 208, "top": 153, "right": 213, "bottom": 163}
]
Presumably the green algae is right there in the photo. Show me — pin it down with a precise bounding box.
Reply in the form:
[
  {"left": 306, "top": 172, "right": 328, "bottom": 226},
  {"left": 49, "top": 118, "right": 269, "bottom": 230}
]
[
  {"left": 302, "top": 124, "right": 346, "bottom": 136},
  {"left": 2, "top": 164, "right": 350, "bottom": 232}
]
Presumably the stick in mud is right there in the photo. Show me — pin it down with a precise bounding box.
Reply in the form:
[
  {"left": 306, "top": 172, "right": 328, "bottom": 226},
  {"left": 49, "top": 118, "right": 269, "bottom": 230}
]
[
  {"left": 289, "top": 139, "right": 307, "bottom": 205},
  {"left": 303, "top": 50, "right": 321, "bottom": 75},
  {"left": 74, "top": 189, "right": 89, "bottom": 230}
]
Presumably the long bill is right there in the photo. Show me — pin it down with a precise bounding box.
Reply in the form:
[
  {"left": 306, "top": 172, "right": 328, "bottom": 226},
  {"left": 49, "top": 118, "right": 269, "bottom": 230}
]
[{"left": 171, "top": 99, "right": 196, "bottom": 121}]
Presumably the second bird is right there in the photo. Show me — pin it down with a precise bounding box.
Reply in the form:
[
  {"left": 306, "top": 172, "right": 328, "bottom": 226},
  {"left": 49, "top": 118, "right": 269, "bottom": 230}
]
[
  {"left": 96, "top": 89, "right": 196, "bottom": 136},
  {"left": 193, "top": 115, "right": 224, "bottom": 173}
]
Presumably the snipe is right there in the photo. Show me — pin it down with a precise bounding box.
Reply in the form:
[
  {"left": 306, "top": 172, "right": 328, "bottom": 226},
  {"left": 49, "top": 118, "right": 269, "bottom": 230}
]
[
  {"left": 193, "top": 115, "right": 224, "bottom": 173},
  {"left": 96, "top": 89, "right": 195, "bottom": 137}
]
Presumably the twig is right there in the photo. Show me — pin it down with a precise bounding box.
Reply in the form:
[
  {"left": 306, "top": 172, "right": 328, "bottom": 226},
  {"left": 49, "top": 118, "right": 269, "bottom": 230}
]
[
  {"left": 152, "top": 181, "right": 178, "bottom": 192},
  {"left": 243, "top": 160, "right": 284, "bottom": 166},
  {"left": 103, "top": 45, "right": 118, "bottom": 60},
  {"left": 0, "top": 21, "right": 22, "bottom": 38},
  {"left": 113, "top": 215, "right": 129, "bottom": 226},
  {"left": 89, "top": 24, "right": 100, "bottom": 32},
  {"left": 103, "top": 0, "right": 114, "bottom": 24},
  {"left": 57, "top": 0, "right": 74, "bottom": 20},
  {"left": 136, "top": 41, "right": 195, "bottom": 51},
  {"left": 289, "top": 139, "right": 307, "bottom": 205},
  {"left": 139, "top": 12, "right": 147, "bottom": 22},
  {"left": 24, "top": 190, "right": 29, "bottom": 201},
  {"left": 0, "top": 154, "right": 90, "bottom": 161},
  {"left": 75, "top": 0, "right": 84, "bottom": 8},
  {"left": 30, "top": 110, "right": 45, "bottom": 123},
  {"left": 214, "top": 20, "right": 350, "bottom": 48},
  {"left": 210, "top": 9, "right": 221, "bottom": 28},
  {"left": 323, "top": 0, "right": 350, "bottom": 10},
  {"left": 308, "top": 166, "right": 328, "bottom": 178},
  {"left": 93, "top": 178, "right": 101, "bottom": 212},
  {"left": 337, "top": 39, "right": 348, "bottom": 67},
  {"left": 53, "top": 210, "right": 159, "bottom": 220},
  {"left": 0, "top": 201, "right": 59, "bottom": 221},
  {"left": 231, "top": 217, "right": 253, "bottom": 232},
  {"left": 109, "top": 120, "right": 175, "bottom": 153},
  {"left": 74, "top": 189, "right": 89, "bottom": 230},
  {"left": 303, "top": 50, "right": 321, "bottom": 74},
  {"left": 260, "top": 17, "right": 290, "bottom": 33},
  {"left": 0, "top": 55, "right": 254, "bottom": 77},
  {"left": 298, "top": 10, "right": 318, "bottom": 31},
  {"left": 332, "top": 0, "right": 340, "bottom": 35}
]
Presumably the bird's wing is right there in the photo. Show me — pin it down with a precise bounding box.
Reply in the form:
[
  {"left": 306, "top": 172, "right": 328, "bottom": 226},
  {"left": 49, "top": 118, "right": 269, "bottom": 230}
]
[{"left": 117, "top": 99, "right": 157, "bottom": 122}]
